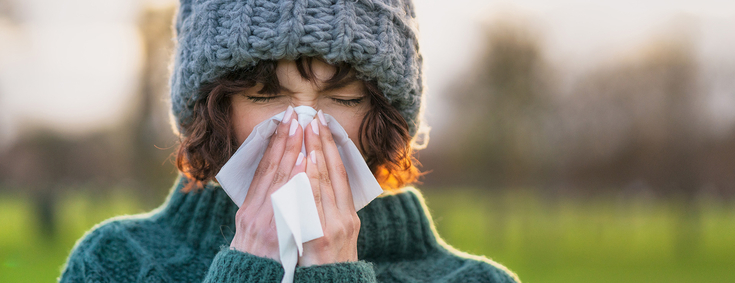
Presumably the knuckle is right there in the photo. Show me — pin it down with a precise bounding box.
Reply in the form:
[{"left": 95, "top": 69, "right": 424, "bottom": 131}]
[
  {"left": 272, "top": 170, "right": 287, "bottom": 185},
  {"left": 335, "top": 225, "right": 348, "bottom": 238},
  {"left": 235, "top": 206, "right": 246, "bottom": 218},
  {"left": 320, "top": 233, "right": 334, "bottom": 246},
  {"left": 308, "top": 171, "right": 320, "bottom": 182},
  {"left": 323, "top": 131, "right": 335, "bottom": 143},
  {"left": 263, "top": 160, "right": 279, "bottom": 176},
  {"left": 267, "top": 133, "right": 281, "bottom": 149},
  {"left": 276, "top": 125, "right": 288, "bottom": 138},
  {"left": 267, "top": 160, "right": 279, "bottom": 172},
  {"left": 253, "top": 164, "right": 266, "bottom": 177},
  {"left": 312, "top": 191, "right": 322, "bottom": 206},
  {"left": 286, "top": 139, "right": 300, "bottom": 151},
  {"left": 248, "top": 222, "right": 261, "bottom": 234},
  {"left": 319, "top": 172, "right": 331, "bottom": 186},
  {"left": 309, "top": 141, "right": 323, "bottom": 153},
  {"left": 351, "top": 215, "right": 361, "bottom": 232},
  {"left": 327, "top": 224, "right": 347, "bottom": 238},
  {"left": 335, "top": 166, "right": 348, "bottom": 180},
  {"left": 255, "top": 160, "right": 277, "bottom": 177}
]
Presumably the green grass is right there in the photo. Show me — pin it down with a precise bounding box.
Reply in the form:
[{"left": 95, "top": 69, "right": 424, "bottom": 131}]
[
  {"left": 1, "top": 187, "right": 734, "bottom": 282},
  {"left": 0, "top": 190, "right": 149, "bottom": 283},
  {"left": 421, "top": 188, "right": 735, "bottom": 283}
]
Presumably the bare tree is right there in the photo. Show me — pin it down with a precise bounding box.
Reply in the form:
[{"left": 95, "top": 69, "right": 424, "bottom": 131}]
[
  {"left": 0, "top": 3, "right": 178, "bottom": 237},
  {"left": 425, "top": 17, "right": 555, "bottom": 188}
]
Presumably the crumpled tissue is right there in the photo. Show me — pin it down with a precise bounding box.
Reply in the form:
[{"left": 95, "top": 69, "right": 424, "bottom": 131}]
[{"left": 215, "top": 106, "right": 384, "bottom": 283}]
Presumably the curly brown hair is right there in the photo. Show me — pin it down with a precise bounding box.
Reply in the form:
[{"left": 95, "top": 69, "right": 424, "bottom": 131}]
[{"left": 175, "top": 57, "right": 421, "bottom": 192}]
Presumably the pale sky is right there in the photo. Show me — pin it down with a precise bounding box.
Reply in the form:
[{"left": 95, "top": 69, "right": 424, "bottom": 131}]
[{"left": 1, "top": 0, "right": 734, "bottom": 146}]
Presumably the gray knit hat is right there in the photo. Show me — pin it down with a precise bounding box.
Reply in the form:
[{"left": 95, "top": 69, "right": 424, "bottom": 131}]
[{"left": 170, "top": 0, "right": 424, "bottom": 136}]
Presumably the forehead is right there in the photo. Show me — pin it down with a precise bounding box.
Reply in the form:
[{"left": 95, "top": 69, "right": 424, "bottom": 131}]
[
  {"left": 276, "top": 59, "right": 334, "bottom": 87},
  {"left": 274, "top": 59, "right": 363, "bottom": 94}
]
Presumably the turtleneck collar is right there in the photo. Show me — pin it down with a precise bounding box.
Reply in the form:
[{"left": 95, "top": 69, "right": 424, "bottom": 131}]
[
  {"left": 153, "top": 176, "right": 441, "bottom": 260},
  {"left": 356, "top": 188, "right": 442, "bottom": 261}
]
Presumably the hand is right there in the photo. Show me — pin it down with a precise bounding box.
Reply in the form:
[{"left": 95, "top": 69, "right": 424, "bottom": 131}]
[
  {"left": 229, "top": 107, "right": 307, "bottom": 261},
  {"left": 299, "top": 110, "right": 360, "bottom": 266}
]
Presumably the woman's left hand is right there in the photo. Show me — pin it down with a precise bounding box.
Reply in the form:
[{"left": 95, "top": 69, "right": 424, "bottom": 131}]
[{"left": 298, "top": 110, "right": 360, "bottom": 266}]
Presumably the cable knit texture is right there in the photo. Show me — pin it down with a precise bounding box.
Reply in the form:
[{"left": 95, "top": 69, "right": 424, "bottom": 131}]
[
  {"left": 59, "top": 176, "right": 520, "bottom": 282},
  {"left": 170, "top": 0, "right": 424, "bottom": 135}
]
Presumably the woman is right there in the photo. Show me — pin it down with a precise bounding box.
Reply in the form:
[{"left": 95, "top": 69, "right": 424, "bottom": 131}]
[{"left": 60, "top": 0, "right": 519, "bottom": 282}]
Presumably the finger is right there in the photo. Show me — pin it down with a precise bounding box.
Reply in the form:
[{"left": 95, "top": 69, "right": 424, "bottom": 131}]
[
  {"left": 269, "top": 118, "right": 303, "bottom": 194},
  {"left": 313, "top": 148, "right": 339, "bottom": 214},
  {"left": 242, "top": 106, "right": 296, "bottom": 207},
  {"left": 304, "top": 118, "right": 337, "bottom": 211},
  {"left": 289, "top": 152, "right": 306, "bottom": 179},
  {"left": 303, "top": 117, "right": 323, "bottom": 161},
  {"left": 305, "top": 151, "right": 325, "bottom": 227},
  {"left": 316, "top": 110, "right": 354, "bottom": 211}
]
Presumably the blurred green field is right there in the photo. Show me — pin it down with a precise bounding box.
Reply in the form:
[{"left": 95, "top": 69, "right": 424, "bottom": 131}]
[{"left": 1, "top": 187, "right": 734, "bottom": 283}]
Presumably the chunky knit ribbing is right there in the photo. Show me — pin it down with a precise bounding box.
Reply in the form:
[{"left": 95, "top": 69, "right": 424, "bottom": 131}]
[
  {"left": 203, "top": 248, "right": 284, "bottom": 282},
  {"left": 170, "top": 0, "right": 424, "bottom": 135},
  {"left": 294, "top": 261, "right": 376, "bottom": 282},
  {"left": 59, "top": 176, "right": 519, "bottom": 282}
]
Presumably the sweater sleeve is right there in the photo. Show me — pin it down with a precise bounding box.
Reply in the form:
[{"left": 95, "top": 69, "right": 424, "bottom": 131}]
[
  {"left": 294, "top": 261, "right": 376, "bottom": 283},
  {"left": 59, "top": 222, "right": 147, "bottom": 282},
  {"left": 58, "top": 245, "right": 96, "bottom": 283},
  {"left": 203, "top": 249, "right": 376, "bottom": 283},
  {"left": 203, "top": 247, "right": 284, "bottom": 283}
]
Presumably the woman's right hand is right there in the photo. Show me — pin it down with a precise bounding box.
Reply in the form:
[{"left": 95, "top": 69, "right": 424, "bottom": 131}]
[{"left": 229, "top": 106, "right": 307, "bottom": 261}]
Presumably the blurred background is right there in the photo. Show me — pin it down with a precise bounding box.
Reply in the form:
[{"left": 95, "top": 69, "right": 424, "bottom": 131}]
[{"left": 1, "top": 0, "right": 734, "bottom": 282}]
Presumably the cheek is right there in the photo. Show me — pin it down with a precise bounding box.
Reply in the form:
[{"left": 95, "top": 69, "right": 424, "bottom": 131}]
[
  {"left": 231, "top": 99, "right": 284, "bottom": 145},
  {"left": 340, "top": 118, "right": 362, "bottom": 144},
  {"left": 323, "top": 107, "right": 368, "bottom": 149},
  {"left": 231, "top": 111, "right": 260, "bottom": 146}
]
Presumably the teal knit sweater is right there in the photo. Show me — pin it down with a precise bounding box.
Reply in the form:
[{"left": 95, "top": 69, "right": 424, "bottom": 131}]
[{"left": 59, "top": 177, "right": 519, "bottom": 282}]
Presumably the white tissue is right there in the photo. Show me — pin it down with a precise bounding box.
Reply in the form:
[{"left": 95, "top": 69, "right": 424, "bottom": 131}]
[
  {"left": 215, "top": 106, "right": 384, "bottom": 283},
  {"left": 270, "top": 172, "right": 322, "bottom": 283}
]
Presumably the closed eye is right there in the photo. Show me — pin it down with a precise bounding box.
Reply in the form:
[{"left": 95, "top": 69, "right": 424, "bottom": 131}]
[
  {"left": 332, "top": 97, "right": 364, "bottom": 107},
  {"left": 247, "top": 96, "right": 280, "bottom": 103}
]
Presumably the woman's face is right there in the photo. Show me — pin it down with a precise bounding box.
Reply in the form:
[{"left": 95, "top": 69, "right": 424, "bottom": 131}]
[{"left": 230, "top": 59, "right": 370, "bottom": 147}]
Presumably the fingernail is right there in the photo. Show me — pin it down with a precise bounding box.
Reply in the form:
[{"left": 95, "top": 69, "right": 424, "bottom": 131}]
[
  {"left": 309, "top": 150, "right": 316, "bottom": 164},
  {"left": 282, "top": 105, "right": 293, "bottom": 123},
  {"left": 317, "top": 110, "right": 327, "bottom": 126},
  {"left": 310, "top": 119, "right": 319, "bottom": 135},
  {"left": 289, "top": 119, "right": 298, "bottom": 136},
  {"left": 295, "top": 152, "right": 304, "bottom": 166}
]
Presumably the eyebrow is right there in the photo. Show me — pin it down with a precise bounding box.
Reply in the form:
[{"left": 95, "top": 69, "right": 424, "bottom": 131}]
[
  {"left": 320, "top": 76, "right": 360, "bottom": 92},
  {"left": 277, "top": 75, "right": 361, "bottom": 94}
]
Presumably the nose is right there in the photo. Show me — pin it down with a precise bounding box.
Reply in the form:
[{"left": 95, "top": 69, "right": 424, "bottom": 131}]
[
  {"left": 287, "top": 96, "right": 319, "bottom": 111},
  {"left": 292, "top": 105, "right": 318, "bottom": 129}
]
